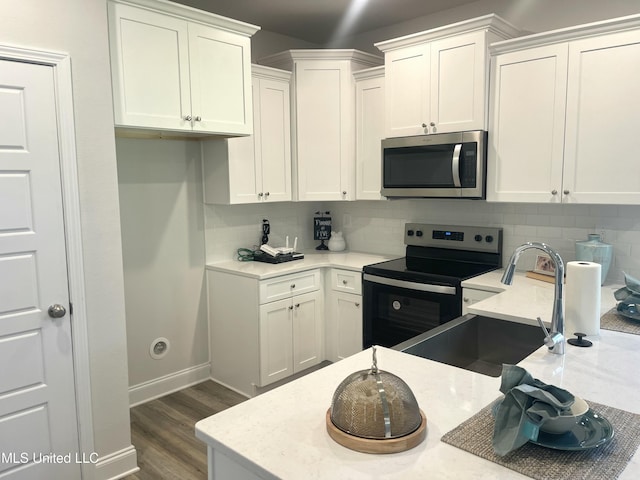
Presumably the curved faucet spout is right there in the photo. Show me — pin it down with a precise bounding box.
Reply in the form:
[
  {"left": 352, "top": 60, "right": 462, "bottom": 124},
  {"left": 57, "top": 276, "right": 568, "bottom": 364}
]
[{"left": 501, "top": 242, "right": 565, "bottom": 355}]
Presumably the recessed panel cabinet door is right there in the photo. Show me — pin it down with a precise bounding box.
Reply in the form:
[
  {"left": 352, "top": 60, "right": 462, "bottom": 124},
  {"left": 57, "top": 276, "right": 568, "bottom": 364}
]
[
  {"left": 487, "top": 44, "right": 568, "bottom": 202},
  {"left": 258, "top": 77, "right": 292, "bottom": 202},
  {"left": 292, "top": 291, "right": 323, "bottom": 373},
  {"left": 109, "top": 2, "right": 192, "bottom": 130},
  {"left": 259, "top": 299, "right": 293, "bottom": 386},
  {"left": 563, "top": 29, "right": 640, "bottom": 204},
  {"left": 189, "top": 23, "right": 253, "bottom": 135},
  {"left": 384, "top": 43, "right": 430, "bottom": 138}
]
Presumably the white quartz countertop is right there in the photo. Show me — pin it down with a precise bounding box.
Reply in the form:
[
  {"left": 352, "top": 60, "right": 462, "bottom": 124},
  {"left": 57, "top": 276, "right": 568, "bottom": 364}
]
[
  {"left": 196, "top": 269, "right": 640, "bottom": 479},
  {"left": 206, "top": 251, "right": 393, "bottom": 279}
]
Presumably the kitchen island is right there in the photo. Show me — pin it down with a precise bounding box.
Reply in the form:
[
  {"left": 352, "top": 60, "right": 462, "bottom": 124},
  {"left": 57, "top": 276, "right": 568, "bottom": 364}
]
[{"left": 196, "top": 272, "right": 640, "bottom": 479}]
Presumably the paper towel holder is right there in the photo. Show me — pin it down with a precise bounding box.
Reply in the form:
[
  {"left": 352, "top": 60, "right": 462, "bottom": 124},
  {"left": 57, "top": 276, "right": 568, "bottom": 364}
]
[{"left": 568, "top": 332, "right": 593, "bottom": 347}]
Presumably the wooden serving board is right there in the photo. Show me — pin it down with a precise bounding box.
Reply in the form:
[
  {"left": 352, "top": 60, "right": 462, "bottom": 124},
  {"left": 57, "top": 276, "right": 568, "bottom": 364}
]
[{"left": 325, "top": 408, "right": 427, "bottom": 454}]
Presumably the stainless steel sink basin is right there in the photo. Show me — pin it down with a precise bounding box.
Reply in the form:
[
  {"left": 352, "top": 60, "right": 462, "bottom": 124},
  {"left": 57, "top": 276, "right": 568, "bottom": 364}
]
[{"left": 393, "top": 314, "right": 545, "bottom": 377}]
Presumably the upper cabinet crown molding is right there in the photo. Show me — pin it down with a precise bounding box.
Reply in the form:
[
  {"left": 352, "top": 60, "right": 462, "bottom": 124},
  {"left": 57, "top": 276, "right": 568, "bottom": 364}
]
[
  {"left": 259, "top": 49, "right": 383, "bottom": 71},
  {"left": 375, "top": 14, "right": 520, "bottom": 52},
  {"left": 108, "top": 0, "right": 258, "bottom": 137},
  {"left": 111, "top": 0, "right": 260, "bottom": 36},
  {"left": 490, "top": 12, "right": 640, "bottom": 54}
]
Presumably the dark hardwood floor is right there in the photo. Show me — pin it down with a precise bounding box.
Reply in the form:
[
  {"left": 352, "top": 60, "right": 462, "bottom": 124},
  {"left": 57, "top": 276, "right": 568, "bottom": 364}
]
[{"left": 125, "top": 381, "right": 247, "bottom": 480}]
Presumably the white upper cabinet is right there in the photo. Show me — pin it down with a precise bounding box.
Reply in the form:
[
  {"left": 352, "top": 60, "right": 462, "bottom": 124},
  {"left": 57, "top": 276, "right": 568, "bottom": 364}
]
[
  {"left": 488, "top": 14, "right": 640, "bottom": 204},
  {"left": 202, "top": 65, "right": 292, "bottom": 204},
  {"left": 354, "top": 66, "right": 385, "bottom": 200},
  {"left": 376, "top": 15, "right": 519, "bottom": 138},
  {"left": 108, "top": 0, "right": 258, "bottom": 136},
  {"left": 260, "top": 50, "right": 383, "bottom": 201}
]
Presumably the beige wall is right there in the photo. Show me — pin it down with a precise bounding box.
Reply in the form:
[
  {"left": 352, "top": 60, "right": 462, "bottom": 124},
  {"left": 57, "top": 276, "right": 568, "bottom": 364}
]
[{"left": 0, "top": 0, "right": 134, "bottom": 476}]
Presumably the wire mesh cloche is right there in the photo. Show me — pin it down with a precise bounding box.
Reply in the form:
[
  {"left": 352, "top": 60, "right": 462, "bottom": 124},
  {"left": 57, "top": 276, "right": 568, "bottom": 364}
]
[{"left": 326, "top": 347, "right": 427, "bottom": 453}]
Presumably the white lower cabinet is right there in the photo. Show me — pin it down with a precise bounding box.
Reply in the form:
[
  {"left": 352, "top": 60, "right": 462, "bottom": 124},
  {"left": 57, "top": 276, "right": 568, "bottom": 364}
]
[
  {"left": 259, "top": 290, "right": 323, "bottom": 386},
  {"left": 208, "top": 269, "right": 323, "bottom": 396},
  {"left": 461, "top": 288, "right": 497, "bottom": 315},
  {"left": 326, "top": 269, "right": 363, "bottom": 362}
]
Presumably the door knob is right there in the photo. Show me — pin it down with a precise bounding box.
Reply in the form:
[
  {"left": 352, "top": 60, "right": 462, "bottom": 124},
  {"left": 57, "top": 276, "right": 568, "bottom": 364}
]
[{"left": 48, "top": 304, "right": 67, "bottom": 318}]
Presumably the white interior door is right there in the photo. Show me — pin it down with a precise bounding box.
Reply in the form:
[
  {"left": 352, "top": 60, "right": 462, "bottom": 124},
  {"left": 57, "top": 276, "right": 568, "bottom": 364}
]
[{"left": 0, "top": 59, "right": 80, "bottom": 479}]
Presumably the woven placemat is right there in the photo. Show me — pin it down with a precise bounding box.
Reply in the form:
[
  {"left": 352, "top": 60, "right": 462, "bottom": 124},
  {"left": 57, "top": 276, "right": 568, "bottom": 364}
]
[
  {"left": 441, "top": 399, "right": 640, "bottom": 480},
  {"left": 601, "top": 308, "right": 640, "bottom": 335}
]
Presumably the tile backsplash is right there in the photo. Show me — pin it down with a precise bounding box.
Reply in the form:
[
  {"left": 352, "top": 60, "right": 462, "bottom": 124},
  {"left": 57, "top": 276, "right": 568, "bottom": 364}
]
[{"left": 205, "top": 199, "right": 640, "bottom": 285}]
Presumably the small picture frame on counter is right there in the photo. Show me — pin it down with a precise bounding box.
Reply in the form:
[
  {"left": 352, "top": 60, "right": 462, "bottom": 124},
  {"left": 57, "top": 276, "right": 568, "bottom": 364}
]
[{"left": 533, "top": 254, "right": 555, "bottom": 276}]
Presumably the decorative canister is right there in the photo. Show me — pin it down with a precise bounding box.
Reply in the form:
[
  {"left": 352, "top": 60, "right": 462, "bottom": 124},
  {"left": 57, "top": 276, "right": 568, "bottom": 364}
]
[
  {"left": 575, "top": 234, "right": 613, "bottom": 285},
  {"left": 328, "top": 232, "right": 346, "bottom": 252}
]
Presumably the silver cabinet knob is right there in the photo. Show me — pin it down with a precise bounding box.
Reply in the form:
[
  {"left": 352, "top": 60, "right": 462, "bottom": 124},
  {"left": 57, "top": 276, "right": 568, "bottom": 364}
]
[
  {"left": 463, "top": 297, "right": 469, "bottom": 303},
  {"left": 564, "top": 189, "right": 570, "bottom": 195},
  {"left": 184, "top": 115, "right": 192, "bottom": 121},
  {"left": 430, "top": 122, "right": 436, "bottom": 127},
  {"left": 258, "top": 192, "right": 263, "bottom": 197},
  {"left": 342, "top": 280, "right": 347, "bottom": 285},
  {"left": 289, "top": 305, "right": 294, "bottom": 310},
  {"left": 342, "top": 191, "right": 347, "bottom": 195},
  {"left": 295, "top": 303, "right": 300, "bottom": 309},
  {"left": 265, "top": 192, "right": 270, "bottom": 197},
  {"left": 194, "top": 116, "right": 202, "bottom": 122},
  {"left": 48, "top": 304, "right": 66, "bottom": 318},
  {"left": 421, "top": 123, "right": 427, "bottom": 128},
  {"left": 290, "top": 284, "right": 295, "bottom": 289},
  {"left": 551, "top": 189, "right": 558, "bottom": 195},
  {"left": 355, "top": 302, "right": 360, "bottom": 307}
]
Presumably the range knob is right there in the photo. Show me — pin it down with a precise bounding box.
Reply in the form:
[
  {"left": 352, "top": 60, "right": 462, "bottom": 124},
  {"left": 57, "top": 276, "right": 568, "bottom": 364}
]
[
  {"left": 474, "top": 234, "right": 482, "bottom": 242},
  {"left": 485, "top": 235, "right": 494, "bottom": 243},
  {"left": 407, "top": 230, "right": 415, "bottom": 236},
  {"left": 416, "top": 230, "right": 423, "bottom": 237}
]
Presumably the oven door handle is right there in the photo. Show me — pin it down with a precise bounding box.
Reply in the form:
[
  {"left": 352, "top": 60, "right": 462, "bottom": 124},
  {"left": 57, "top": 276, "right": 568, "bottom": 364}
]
[{"left": 363, "top": 274, "right": 457, "bottom": 295}]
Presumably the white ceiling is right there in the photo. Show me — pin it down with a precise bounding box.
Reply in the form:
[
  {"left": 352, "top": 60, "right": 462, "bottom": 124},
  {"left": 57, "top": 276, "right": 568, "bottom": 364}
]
[{"left": 176, "top": 0, "right": 482, "bottom": 44}]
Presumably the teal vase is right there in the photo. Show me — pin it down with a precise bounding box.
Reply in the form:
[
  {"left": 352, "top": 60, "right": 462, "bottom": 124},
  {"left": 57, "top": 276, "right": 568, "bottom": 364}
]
[{"left": 575, "top": 234, "right": 613, "bottom": 285}]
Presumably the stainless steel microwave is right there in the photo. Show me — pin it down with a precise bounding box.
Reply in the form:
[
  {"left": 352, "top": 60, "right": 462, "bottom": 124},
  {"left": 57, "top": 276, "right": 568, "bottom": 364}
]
[{"left": 381, "top": 130, "right": 487, "bottom": 199}]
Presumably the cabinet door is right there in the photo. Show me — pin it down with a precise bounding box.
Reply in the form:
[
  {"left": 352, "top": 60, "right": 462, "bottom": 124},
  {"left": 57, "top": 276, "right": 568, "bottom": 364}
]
[
  {"left": 355, "top": 74, "right": 385, "bottom": 200},
  {"left": 259, "top": 299, "right": 293, "bottom": 386},
  {"left": 295, "top": 60, "right": 354, "bottom": 200},
  {"left": 430, "top": 31, "right": 486, "bottom": 133},
  {"left": 384, "top": 43, "right": 430, "bottom": 137},
  {"left": 258, "top": 77, "right": 292, "bottom": 202},
  {"left": 188, "top": 23, "right": 253, "bottom": 135},
  {"left": 563, "top": 29, "right": 640, "bottom": 204},
  {"left": 334, "top": 292, "right": 363, "bottom": 361},
  {"left": 487, "top": 44, "right": 568, "bottom": 202},
  {"left": 109, "top": 2, "right": 192, "bottom": 130},
  {"left": 462, "top": 288, "right": 496, "bottom": 315},
  {"left": 292, "top": 291, "right": 323, "bottom": 373}
]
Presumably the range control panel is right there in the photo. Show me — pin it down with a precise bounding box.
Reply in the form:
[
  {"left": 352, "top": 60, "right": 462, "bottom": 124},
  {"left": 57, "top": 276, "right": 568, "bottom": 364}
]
[{"left": 404, "top": 223, "right": 502, "bottom": 254}]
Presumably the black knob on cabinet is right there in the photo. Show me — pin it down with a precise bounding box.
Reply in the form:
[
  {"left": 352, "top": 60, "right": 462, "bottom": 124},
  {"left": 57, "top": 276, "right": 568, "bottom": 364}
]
[
  {"left": 485, "top": 235, "right": 494, "bottom": 243},
  {"left": 474, "top": 234, "right": 482, "bottom": 242},
  {"left": 416, "top": 230, "right": 423, "bottom": 237},
  {"left": 407, "top": 230, "right": 415, "bottom": 236}
]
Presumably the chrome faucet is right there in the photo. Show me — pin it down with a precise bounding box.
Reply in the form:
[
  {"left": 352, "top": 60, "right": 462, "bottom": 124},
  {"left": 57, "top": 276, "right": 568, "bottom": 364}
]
[{"left": 501, "top": 242, "right": 565, "bottom": 355}]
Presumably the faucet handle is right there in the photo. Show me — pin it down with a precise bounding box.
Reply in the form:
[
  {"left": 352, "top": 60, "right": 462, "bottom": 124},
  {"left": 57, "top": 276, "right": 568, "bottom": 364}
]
[{"left": 536, "top": 317, "right": 563, "bottom": 349}]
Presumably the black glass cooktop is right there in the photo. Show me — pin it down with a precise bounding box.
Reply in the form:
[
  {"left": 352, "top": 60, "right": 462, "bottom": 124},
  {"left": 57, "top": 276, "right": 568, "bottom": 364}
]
[{"left": 363, "top": 256, "right": 498, "bottom": 285}]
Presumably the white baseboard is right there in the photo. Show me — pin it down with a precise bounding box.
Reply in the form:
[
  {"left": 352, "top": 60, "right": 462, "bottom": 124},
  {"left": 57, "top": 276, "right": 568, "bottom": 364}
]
[
  {"left": 93, "top": 445, "right": 139, "bottom": 480},
  {"left": 129, "top": 363, "right": 211, "bottom": 407}
]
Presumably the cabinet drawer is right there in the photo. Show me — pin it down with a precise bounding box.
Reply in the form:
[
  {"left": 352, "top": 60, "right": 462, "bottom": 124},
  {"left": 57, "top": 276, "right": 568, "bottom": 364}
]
[
  {"left": 462, "top": 288, "right": 497, "bottom": 315},
  {"left": 330, "top": 269, "right": 362, "bottom": 295},
  {"left": 259, "top": 270, "right": 321, "bottom": 304}
]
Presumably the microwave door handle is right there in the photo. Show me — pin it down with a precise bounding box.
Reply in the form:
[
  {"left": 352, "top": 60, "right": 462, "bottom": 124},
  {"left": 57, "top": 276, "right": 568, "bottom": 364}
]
[{"left": 451, "top": 143, "right": 462, "bottom": 187}]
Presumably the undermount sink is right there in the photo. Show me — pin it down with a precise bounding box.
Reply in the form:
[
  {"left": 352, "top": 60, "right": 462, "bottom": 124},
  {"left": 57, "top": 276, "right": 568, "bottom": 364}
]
[{"left": 393, "top": 314, "right": 545, "bottom": 377}]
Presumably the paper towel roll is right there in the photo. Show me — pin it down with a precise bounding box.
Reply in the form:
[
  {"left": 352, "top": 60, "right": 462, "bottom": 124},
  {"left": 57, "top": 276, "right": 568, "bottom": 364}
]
[{"left": 565, "top": 261, "right": 601, "bottom": 337}]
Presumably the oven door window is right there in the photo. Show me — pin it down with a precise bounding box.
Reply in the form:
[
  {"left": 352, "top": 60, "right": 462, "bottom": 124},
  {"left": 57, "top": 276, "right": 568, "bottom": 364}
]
[{"left": 363, "top": 280, "right": 461, "bottom": 348}]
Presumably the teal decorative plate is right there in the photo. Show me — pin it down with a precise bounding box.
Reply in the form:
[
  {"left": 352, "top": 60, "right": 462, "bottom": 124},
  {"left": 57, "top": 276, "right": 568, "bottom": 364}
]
[{"left": 531, "top": 409, "right": 614, "bottom": 451}]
